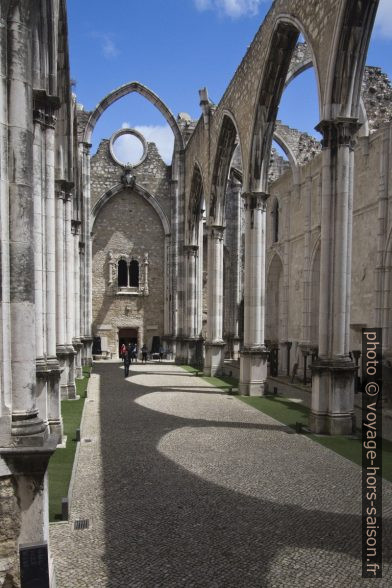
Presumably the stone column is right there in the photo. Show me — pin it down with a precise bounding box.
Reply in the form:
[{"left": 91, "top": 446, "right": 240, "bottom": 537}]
[
  {"left": 8, "top": 6, "right": 46, "bottom": 439},
  {"left": 32, "top": 106, "right": 48, "bottom": 428},
  {"left": 227, "top": 176, "right": 242, "bottom": 360},
  {"left": 240, "top": 192, "right": 269, "bottom": 395},
  {"left": 0, "top": 12, "right": 12, "bottom": 429},
  {"left": 55, "top": 185, "right": 68, "bottom": 399},
  {"left": 184, "top": 244, "right": 199, "bottom": 366},
  {"left": 205, "top": 225, "right": 225, "bottom": 375},
  {"left": 43, "top": 99, "right": 63, "bottom": 440},
  {"left": 311, "top": 118, "right": 360, "bottom": 434},
  {"left": 65, "top": 192, "right": 76, "bottom": 398},
  {"left": 72, "top": 220, "right": 83, "bottom": 379},
  {"left": 80, "top": 142, "right": 93, "bottom": 366}
]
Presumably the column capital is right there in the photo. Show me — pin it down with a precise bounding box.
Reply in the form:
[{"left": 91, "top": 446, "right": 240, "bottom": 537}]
[
  {"left": 33, "top": 90, "right": 60, "bottom": 128},
  {"left": 80, "top": 141, "right": 92, "bottom": 154},
  {"left": 208, "top": 224, "right": 225, "bottom": 240},
  {"left": 242, "top": 191, "right": 269, "bottom": 211},
  {"left": 315, "top": 118, "right": 362, "bottom": 150},
  {"left": 71, "top": 219, "right": 82, "bottom": 235},
  {"left": 184, "top": 244, "right": 199, "bottom": 257},
  {"left": 55, "top": 179, "right": 74, "bottom": 192}
]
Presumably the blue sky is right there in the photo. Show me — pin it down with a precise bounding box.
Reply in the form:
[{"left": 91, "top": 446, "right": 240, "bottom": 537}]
[{"left": 67, "top": 0, "right": 392, "bottom": 162}]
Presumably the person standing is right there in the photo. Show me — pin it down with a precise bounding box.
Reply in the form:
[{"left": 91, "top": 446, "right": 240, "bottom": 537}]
[
  {"left": 124, "top": 347, "right": 130, "bottom": 377},
  {"left": 141, "top": 344, "right": 148, "bottom": 363},
  {"left": 120, "top": 343, "right": 127, "bottom": 362}
]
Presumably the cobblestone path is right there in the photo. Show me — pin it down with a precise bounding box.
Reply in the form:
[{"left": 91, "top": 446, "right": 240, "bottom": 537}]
[{"left": 50, "top": 362, "right": 392, "bottom": 587}]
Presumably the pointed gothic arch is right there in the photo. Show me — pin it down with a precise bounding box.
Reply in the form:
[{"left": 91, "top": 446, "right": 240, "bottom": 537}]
[{"left": 82, "top": 81, "right": 184, "bottom": 152}]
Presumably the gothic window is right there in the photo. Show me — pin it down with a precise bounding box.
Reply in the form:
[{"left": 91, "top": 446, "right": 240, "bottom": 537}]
[
  {"left": 129, "top": 259, "right": 139, "bottom": 287},
  {"left": 118, "top": 259, "right": 128, "bottom": 287}
]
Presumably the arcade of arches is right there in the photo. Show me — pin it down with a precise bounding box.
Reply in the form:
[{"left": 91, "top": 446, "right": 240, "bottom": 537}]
[{"left": 0, "top": 0, "right": 392, "bottom": 584}]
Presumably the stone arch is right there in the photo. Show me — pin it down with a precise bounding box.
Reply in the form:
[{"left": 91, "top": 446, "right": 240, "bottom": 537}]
[
  {"left": 209, "top": 111, "right": 240, "bottom": 224},
  {"left": 284, "top": 41, "right": 369, "bottom": 136},
  {"left": 325, "top": 0, "right": 379, "bottom": 120},
  {"left": 248, "top": 16, "right": 321, "bottom": 192},
  {"left": 91, "top": 183, "right": 170, "bottom": 236},
  {"left": 266, "top": 252, "right": 284, "bottom": 343},
  {"left": 187, "top": 162, "right": 205, "bottom": 245},
  {"left": 272, "top": 130, "right": 299, "bottom": 184},
  {"left": 83, "top": 81, "right": 184, "bottom": 151}
]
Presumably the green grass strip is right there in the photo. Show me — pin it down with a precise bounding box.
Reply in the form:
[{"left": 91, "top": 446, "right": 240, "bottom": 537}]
[
  {"left": 240, "top": 396, "right": 392, "bottom": 483},
  {"left": 180, "top": 364, "right": 238, "bottom": 390},
  {"left": 48, "top": 366, "right": 91, "bottom": 522},
  {"left": 180, "top": 365, "right": 392, "bottom": 482}
]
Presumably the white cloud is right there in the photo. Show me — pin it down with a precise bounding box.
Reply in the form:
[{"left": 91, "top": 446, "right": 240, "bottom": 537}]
[
  {"left": 119, "top": 123, "right": 174, "bottom": 165},
  {"left": 375, "top": 0, "right": 392, "bottom": 39},
  {"left": 90, "top": 32, "right": 120, "bottom": 59},
  {"left": 194, "top": 0, "right": 266, "bottom": 18}
]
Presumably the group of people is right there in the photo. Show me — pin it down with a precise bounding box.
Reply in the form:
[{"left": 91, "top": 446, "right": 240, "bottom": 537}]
[{"left": 120, "top": 342, "right": 149, "bottom": 377}]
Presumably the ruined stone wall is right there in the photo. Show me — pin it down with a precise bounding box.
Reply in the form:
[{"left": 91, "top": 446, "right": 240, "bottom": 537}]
[
  {"left": 266, "top": 125, "right": 388, "bottom": 368},
  {"left": 91, "top": 140, "right": 171, "bottom": 220},
  {"left": 0, "top": 476, "right": 21, "bottom": 588},
  {"left": 90, "top": 137, "right": 171, "bottom": 356},
  {"left": 92, "top": 190, "right": 165, "bottom": 355}
]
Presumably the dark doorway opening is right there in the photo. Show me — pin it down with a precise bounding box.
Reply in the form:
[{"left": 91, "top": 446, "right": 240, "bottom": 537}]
[{"left": 118, "top": 328, "right": 138, "bottom": 357}]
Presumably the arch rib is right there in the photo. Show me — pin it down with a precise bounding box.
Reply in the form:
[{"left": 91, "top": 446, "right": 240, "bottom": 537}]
[
  {"left": 83, "top": 81, "right": 184, "bottom": 150},
  {"left": 91, "top": 183, "right": 171, "bottom": 236}
]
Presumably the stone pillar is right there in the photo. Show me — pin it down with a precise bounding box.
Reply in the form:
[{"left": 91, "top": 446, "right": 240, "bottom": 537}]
[
  {"left": 32, "top": 105, "right": 48, "bottom": 429},
  {"left": 65, "top": 192, "right": 76, "bottom": 398},
  {"left": 55, "top": 185, "right": 68, "bottom": 399},
  {"left": 240, "top": 192, "right": 269, "bottom": 395},
  {"left": 42, "top": 97, "right": 63, "bottom": 440},
  {"left": 0, "top": 13, "right": 12, "bottom": 432},
  {"left": 205, "top": 225, "right": 225, "bottom": 376},
  {"left": 80, "top": 142, "right": 93, "bottom": 366},
  {"left": 72, "top": 220, "right": 83, "bottom": 379},
  {"left": 311, "top": 119, "right": 360, "bottom": 434},
  {"left": 8, "top": 6, "right": 46, "bottom": 439},
  {"left": 184, "top": 244, "right": 199, "bottom": 366}
]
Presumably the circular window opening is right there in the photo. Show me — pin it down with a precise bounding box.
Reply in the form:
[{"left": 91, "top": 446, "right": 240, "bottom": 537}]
[{"left": 109, "top": 128, "right": 147, "bottom": 167}]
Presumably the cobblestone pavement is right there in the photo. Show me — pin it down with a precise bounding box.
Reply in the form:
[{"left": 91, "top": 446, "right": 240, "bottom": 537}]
[{"left": 50, "top": 361, "right": 392, "bottom": 588}]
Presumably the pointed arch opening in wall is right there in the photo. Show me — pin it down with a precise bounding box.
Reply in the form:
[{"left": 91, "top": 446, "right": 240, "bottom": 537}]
[
  {"left": 249, "top": 19, "right": 321, "bottom": 192},
  {"left": 209, "top": 113, "right": 239, "bottom": 225},
  {"left": 91, "top": 182, "right": 170, "bottom": 236},
  {"left": 266, "top": 253, "right": 284, "bottom": 344},
  {"left": 188, "top": 162, "right": 205, "bottom": 245},
  {"left": 83, "top": 81, "right": 184, "bottom": 158},
  {"left": 327, "top": 0, "right": 379, "bottom": 120}
]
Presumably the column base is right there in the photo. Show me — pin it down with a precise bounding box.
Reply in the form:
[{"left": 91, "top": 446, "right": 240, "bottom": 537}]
[
  {"left": 204, "top": 341, "right": 225, "bottom": 376},
  {"left": 232, "top": 337, "right": 241, "bottom": 361},
  {"left": 174, "top": 337, "right": 187, "bottom": 365},
  {"left": 240, "top": 347, "right": 268, "bottom": 396},
  {"left": 310, "top": 357, "right": 355, "bottom": 435},
  {"left": 73, "top": 339, "right": 84, "bottom": 379},
  {"left": 184, "top": 337, "right": 204, "bottom": 369},
  {"left": 11, "top": 412, "right": 48, "bottom": 445},
  {"left": 81, "top": 336, "right": 93, "bottom": 367},
  {"left": 57, "top": 346, "right": 76, "bottom": 400}
]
